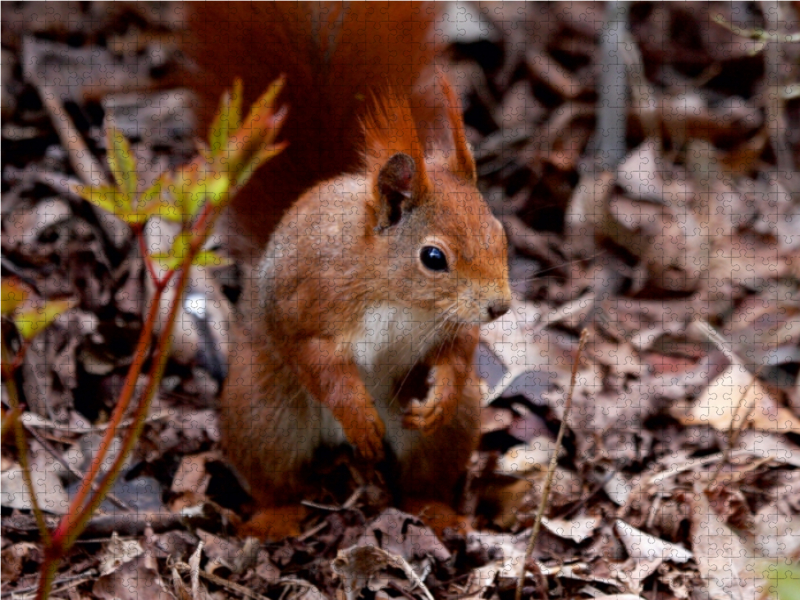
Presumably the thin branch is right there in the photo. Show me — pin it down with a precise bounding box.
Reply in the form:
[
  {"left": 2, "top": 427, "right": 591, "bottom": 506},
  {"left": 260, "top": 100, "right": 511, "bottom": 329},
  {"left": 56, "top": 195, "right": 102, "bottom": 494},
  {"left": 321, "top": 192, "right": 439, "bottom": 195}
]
[
  {"left": 516, "top": 328, "right": 588, "bottom": 600},
  {"left": 705, "top": 365, "right": 765, "bottom": 492},
  {"left": 714, "top": 13, "right": 800, "bottom": 44},
  {"left": 173, "top": 561, "right": 271, "bottom": 600},
  {"left": 595, "top": 1, "right": 630, "bottom": 171}
]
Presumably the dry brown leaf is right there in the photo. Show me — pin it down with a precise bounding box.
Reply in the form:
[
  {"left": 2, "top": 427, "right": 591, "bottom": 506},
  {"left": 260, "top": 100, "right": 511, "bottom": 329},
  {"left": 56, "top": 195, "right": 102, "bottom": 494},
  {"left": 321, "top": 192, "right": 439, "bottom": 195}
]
[
  {"left": 93, "top": 554, "right": 175, "bottom": 600},
  {"left": 690, "top": 491, "right": 760, "bottom": 600},
  {"left": 1, "top": 440, "right": 68, "bottom": 514},
  {"left": 673, "top": 361, "right": 800, "bottom": 434},
  {"left": 543, "top": 516, "right": 598, "bottom": 543},
  {"left": 99, "top": 532, "right": 145, "bottom": 576},
  {"left": 497, "top": 440, "right": 559, "bottom": 475},
  {"left": 170, "top": 453, "right": 213, "bottom": 496}
]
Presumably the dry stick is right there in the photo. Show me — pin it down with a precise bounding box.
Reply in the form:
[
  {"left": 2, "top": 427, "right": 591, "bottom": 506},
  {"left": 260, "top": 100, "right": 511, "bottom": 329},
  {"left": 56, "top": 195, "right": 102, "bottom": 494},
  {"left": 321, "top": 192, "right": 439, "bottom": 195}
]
[
  {"left": 515, "top": 328, "right": 588, "bottom": 600},
  {"left": 705, "top": 366, "right": 765, "bottom": 492},
  {"left": 297, "top": 487, "right": 364, "bottom": 542},
  {"left": 713, "top": 13, "right": 800, "bottom": 44},
  {"left": 595, "top": 1, "right": 629, "bottom": 172},
  {"left": 36, "top": 84, "right": 107, "bottom": 187},
  {"left": 0, "top": 570, "right": 98, "bottom": 599},
  {"left": 172, "top": 562, "right": 270, "bottom": 600},
  {"left": 762, "top": 1, "right": 795, "bottom": 174}
]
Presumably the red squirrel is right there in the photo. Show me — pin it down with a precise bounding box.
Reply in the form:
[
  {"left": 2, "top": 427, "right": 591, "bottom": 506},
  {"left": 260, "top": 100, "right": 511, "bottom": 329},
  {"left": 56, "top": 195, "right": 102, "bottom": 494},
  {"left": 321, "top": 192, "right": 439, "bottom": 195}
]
[{"left": 183, "top": 2, "right": 512, "bottom": 539}]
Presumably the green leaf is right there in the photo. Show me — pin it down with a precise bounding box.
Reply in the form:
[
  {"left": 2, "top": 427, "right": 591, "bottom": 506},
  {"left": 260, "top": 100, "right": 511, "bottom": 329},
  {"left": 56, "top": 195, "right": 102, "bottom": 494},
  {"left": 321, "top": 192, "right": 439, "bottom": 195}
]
[
  {"left": 105, "top": 126, "right": 138, "bottom": 201},
  {"left": 149, "top": 232, "right": 192, "bottom": 272},
  {"left": 71, "top": 184, "right": 129, "bottom": 215},
  {"left": 193, "top": 250, "right": 231, "bottom": 268},
  {"left": 137, "top": 175, "right": 164, "bottom": 212},
  {"left": 173, "top": 160, "right": 213, "bottom": 218},
  {"left": 205, "top": 173, "right": 232, "bottom": 207},
  {"left": 149, "top": 252, "right": 176, "bottom": 272},
  {"left": 209, "top": 79, "right": 244, "bottom": 155},
  {"left": 765, "top": 561, "right": 800, "bottom": 600},
  {"left": 235, "top": 142, "right": 286, "bottom": 188},
  {"left": 1, "top": 280, "right": 29, "bottom": 316},
  {"left": 153, "top": 202, "right": 184, "bottom": 223},
  {"left": 15, "top": 299, "right": 73, "bottom": 340}
]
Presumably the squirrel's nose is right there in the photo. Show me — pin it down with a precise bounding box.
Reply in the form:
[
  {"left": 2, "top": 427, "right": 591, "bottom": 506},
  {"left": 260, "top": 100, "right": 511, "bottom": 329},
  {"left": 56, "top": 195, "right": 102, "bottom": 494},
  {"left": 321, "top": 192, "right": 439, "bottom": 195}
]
[{"left": 487, "top": 300, "right": 511, "bottom": 321}]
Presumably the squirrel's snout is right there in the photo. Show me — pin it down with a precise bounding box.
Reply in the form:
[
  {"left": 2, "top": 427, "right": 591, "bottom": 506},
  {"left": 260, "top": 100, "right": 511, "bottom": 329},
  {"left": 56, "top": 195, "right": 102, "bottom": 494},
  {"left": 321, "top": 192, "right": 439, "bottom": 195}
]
[{"left": 486, "top": 299, "right": 511, "bottom": 321}]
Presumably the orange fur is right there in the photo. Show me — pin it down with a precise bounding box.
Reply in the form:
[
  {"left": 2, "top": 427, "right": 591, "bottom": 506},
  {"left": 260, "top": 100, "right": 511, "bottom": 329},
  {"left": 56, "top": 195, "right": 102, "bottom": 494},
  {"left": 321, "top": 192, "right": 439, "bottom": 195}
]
[
  {"left": 184, "top": 2, "right": 440, "bottom": 254},
  {"left": 189, "top": 4, "right": 513, "bottom": 540}
]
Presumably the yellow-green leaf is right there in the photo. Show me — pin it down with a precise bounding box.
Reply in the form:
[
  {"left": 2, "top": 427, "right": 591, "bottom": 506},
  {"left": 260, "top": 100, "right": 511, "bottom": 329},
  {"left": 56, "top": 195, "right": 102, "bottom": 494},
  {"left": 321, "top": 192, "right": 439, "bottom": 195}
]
[
  {"left": 764, "top": 561, "right": 800, "bottom": 600},
  {"left": 105, "top": 126, "right": 138, "bottom": 201},
  {"left": 118, "top": 211, "right": 151, "bottom": 226},
  {"left": 150, "top": 232, "right": 192, "bottom": 272},
  {"left": 209, "top": 79, "right": 244, "bottom": 155},
  {"left": 137, "top": 175, "right": 164, "bottom": 212},
  {"left": 205, "top": 173, "right": 232, "bottom": 207},
  {"left": 1, "top": 280, "right": 29, "bottom": 316},
  {"left": 229, "top": 79, "right": 244, "bottom": 133},
  {"left": 248, "top": 76, "right": 285, "bottom": 122},
  {"left": 235, "top": 142, "right": 287, "bottom": 188},
  {"left": 15, "top": 299, "right": 74, "bottom": 340},
  {"left": 193, "top": 250, "right": 231, "bottom": 268},
  {"left": 170, "top": 232, "right": 192, "bottom": 263},
  {"left": 152, "top": 202, "right": 183, "bottom": 223},
  {"left": 173, "top": 160, "right": 212, "bottom": 218},
  {"left": 149, "top": 252, "right": 179, "bottom": 272},
  {"left": 71, "top": 184, "right": 129, "bottom": 215}
]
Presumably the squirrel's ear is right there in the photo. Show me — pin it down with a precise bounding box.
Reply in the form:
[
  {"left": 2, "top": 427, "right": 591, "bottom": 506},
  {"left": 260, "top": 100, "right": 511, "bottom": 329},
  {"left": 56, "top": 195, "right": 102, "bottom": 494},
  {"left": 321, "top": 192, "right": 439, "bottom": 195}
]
[
  {"left": 439, "top": 72, "right": 477, "bottom": 184},
  {"left": 364, "top": 89, "right": 432, "bottom": 230},
  {"left": 375, "top": 153, "right": 418, "bottom": 231}
]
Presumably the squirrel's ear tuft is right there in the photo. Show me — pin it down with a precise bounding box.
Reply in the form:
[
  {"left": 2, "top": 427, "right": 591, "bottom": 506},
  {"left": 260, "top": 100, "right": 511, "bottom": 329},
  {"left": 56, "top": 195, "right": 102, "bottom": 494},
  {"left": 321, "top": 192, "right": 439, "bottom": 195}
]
[
  {"left": 438, "top": 70, "right": 477, "bottom": 184},
  {"left": 375, "top": 153, "right": 416, "bottom": 231},
  {"left": 364, "top": 88, "right": 431, "bottom": 202}
]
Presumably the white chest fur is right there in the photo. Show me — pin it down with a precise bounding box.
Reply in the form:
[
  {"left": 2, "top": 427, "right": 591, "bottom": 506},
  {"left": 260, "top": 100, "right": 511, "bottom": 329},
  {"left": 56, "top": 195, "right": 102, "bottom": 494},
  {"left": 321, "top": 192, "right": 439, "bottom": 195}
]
[
  {"left": 344, "top": 302, "right": 443, "bottom": 460},
  {"left": 352, "top": 303, "right": 439, "bottom": 374}
]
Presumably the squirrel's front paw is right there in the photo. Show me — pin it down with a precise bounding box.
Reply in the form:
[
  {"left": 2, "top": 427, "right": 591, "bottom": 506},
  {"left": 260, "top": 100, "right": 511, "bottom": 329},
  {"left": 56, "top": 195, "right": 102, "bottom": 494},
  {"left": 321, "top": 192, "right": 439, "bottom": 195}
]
[
  {"left": 403, "top": 365, "right": 457, "bottom": 433},
  {"left": 403, "top": 394, "right": 443, "bottom": 433},
  {"left": 345, "top": 406, "right": 386, "bottom": 461}
]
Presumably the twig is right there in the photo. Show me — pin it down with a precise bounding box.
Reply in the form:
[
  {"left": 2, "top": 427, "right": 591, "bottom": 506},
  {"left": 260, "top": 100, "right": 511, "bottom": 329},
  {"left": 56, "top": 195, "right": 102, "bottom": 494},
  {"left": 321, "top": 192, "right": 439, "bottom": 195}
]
[
  {"left": 713, "top": 13, "right": 800, "bottom": 44},
  {"left": 297, "top": 487, "right": 364, "bottom": 542},
  {"left": 762, "top": 2, "right": 795, "bottom": 173},
  {"left": 705, "top": 365, "right": 765, "bottom": 492},
  {"left": 515, "top": 328, "right": 588, "bottom": 600},
  {"left": 173, "top": 561, "right": 270, "bottom": 600},
  {"left": 1, "top": 570, "right": 97, "bottom": 599},
  {"left": 35, "top": 84, "right": 107, "bottom": 187},
  {"left": 595, "top": 1, "right": 630, "bottom": 171}
]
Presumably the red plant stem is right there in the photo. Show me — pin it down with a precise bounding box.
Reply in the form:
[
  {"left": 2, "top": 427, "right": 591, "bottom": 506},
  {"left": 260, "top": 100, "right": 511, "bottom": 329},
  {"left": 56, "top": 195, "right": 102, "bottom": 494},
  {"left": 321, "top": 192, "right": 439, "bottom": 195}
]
[
  {"left": 63, "top": 261, "right": 191, "bottom": 549},
  {"left": 49, "top": 281, "right": 165, "bottom": 546},
  {"left": 38, "top": 198, "right": 226, "bottom": 600},
  {"left": 1, "top": 340, "right": 51, "bottom": 545},
  {"left": 137, "top": 227, "right": 163, "bottom": 287}
]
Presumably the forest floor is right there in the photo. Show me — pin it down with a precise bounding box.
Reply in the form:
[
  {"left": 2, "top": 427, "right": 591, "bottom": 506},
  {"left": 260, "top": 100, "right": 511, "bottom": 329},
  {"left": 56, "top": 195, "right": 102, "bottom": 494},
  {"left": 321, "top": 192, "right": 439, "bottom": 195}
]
[{"left": 2, "top": 2, "right": 800, "bottom": 599}]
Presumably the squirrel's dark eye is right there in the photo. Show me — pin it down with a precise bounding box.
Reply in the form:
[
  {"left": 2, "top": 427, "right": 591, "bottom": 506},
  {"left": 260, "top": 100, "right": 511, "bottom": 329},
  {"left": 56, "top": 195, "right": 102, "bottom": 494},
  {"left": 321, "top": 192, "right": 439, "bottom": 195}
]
[{"left": 420, "top": 246, "right": 448, "bottom": 272}]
